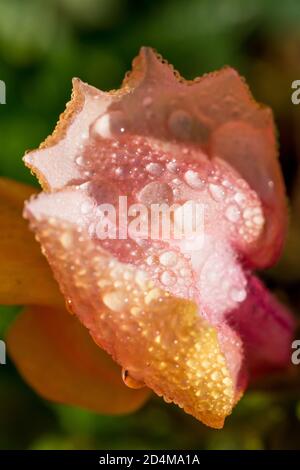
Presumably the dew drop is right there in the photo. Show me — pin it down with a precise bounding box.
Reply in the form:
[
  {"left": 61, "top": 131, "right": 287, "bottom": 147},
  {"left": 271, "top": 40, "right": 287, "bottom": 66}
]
[
  {"left": 211, "top": 371, "right": 220, "bottom": 381},
  {"left": 146, "top": 162, "right": 163, "bottom": 176},
  {"left": 143, "top": 96, "right": 153, "bottom": 107},
  {"left": 230, "top": 287, "right": 246, "bottom": 303},
  {"left": 122, "top": 369, "right": 145, "bottom": 389},
  {"left": 159, "top": 251, "right": 178, "bottom": 267},
  {"left": 138, "top": 182, "right": 173, "bottom": 205},
  {"left": 168, "top": 109, "right": 193, "bottom": 140},
  {"left": 223, "top": 377, "right": 232, "bottom": 386},
  {"left": 184, "top": 170, "right": 204, "bottom": 190},
  {"left": 60, "top": 232, "right": 72, "bottom": 249},
  {"left": 145, "top": 288, "right": 161, "bottom": 305},
  {"left": 166, "top": 160, "right": 178, "bottom": 173},
  {"left": 234, "top": 192, "right": 246, "bottom": 206},
  {"left": 253, "top": 214, "right": 264, "bottom": 226},
  {"left": 160, "top": 270, "right": 177, "bottom": 286},
  {"left": 114, "top": 166, "right": 125, "bottom": 179},
  {"left": 135, "top": 270, "right": 148, "bottom": 289},
  {"left": 209, "top": 183, "right": 225, "bottom": 202},
  {"left": 75, "top": 156, "right": 85, "bottom": 166},
  {"left": 146, "top": 255, "right": 155, "bottom": 266},
  {"left": 225, "top": 204, "right": 240, "bottom": 222},
  {"left": 93, "top": 110, "right": 127, "bottom": 139},
  {"left": 103, "top": 291, "right": 127, "bottom": 312},
  {"left": 80, "top": 200, "right": 94, "bottom": 214}
]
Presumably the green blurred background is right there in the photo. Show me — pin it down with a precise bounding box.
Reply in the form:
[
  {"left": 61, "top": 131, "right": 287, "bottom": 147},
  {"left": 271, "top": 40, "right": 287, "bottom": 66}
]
[{"left": 1, "top": 0, "right": 300, "bottom": 450}]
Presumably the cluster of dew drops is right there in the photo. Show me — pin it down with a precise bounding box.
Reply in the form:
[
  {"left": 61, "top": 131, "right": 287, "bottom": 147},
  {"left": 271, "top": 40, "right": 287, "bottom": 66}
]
[{"left": 72, "top": 105, "right": 264, "bottom": 299}]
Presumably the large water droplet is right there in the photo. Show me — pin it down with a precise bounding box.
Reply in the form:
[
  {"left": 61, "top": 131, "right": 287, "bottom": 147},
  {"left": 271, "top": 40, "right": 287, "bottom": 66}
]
[
  {"left": 166, "top": 160, "right": 178, "bottom": 173},
  {"left": 168, "top": 109, "right": 193, "bottom": 140},
  {"left": 160, "top": 270, "right": 177, "bottom": 286},
  {"left": 75, "top": 156, "right": 85, "bottom": 166},
  {"left": 159, "top": 251, "right": 178, "bottom": 267},
  {"left": 138, "top": 182, "right": 173, "bottom": 205},
  {"left": 230, "top": 287, "right": 246, "bottom": 303},
  {"left": 103, "top": 291, "right": 127, "bottom": 312},
  {"left": 209, "top": 183, "right": 225, "bottom": 202},
  {"left": 93, "top": 110, "right": 127, "bottom": 139},
  {"left": 146, "top": 162, "right": 163, "bottom": 176},
  {"left": 184, "top": 170, "right": 204, "bottom": 190},
  {"left": 122, "top": 369, "right": 145, "bottom": 389}
]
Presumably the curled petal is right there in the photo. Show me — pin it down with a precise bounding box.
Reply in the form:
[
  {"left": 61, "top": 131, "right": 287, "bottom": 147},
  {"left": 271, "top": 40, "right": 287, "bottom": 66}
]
[{"left": 21, "top": 217, "right": 237, "bottom": 428}]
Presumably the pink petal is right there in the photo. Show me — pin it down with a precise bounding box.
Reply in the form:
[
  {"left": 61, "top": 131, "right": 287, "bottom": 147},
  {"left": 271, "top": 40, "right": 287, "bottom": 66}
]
[
  {"left": 227, "top": 275, "right": 295, "bottom": 379},
  {"left": 22, "top": 47, "right": 294, "bottom": 427}
]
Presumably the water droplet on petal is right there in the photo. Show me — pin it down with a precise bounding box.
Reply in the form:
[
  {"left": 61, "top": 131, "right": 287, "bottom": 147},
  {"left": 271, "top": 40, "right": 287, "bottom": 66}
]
[
  {"left": 114, "top": 166, "right": 125, "bottom": 179},
  {"left": 146, "top": 255, "right": 154, "bottom": 266},
  {"left": 75, "top": 156, "right": 85, "bottom": 166},
  {"left": 209, "top": 183, "right": 225, "bottom": 202},
  {"left": 138, "top": 182, "right": 173, "bottom": 205},
  {"left": 168, "top": 109, "right": 193, "bottom": 140},
  {"left": 81, "top": 200, "right": 94, "bottom": 214},
  {"left": 166, "top": 160, "right": 178, "bottom": 173},
  {"left": 230, "top": 287, "right": 246, "bottom": 303},
  {"left": 60, "top": 232, "right": 72, "bottom": 249},
  {"left": 160, "top": 270, "right": 177, "bottom": 286},
  {"left": 159, "top": 251, "right": 178, "bottom": 267},
  {"left": 253, "top": 214, "right": 264, "bottom": 226},
  {"left": 93, "top": 110, "right": 127, "bottom": 139},
  {"left": 184, "top": 170, "right": 204, "bottom": 190},
  {"left": 122, "top": 369, "right": 145, "bottom": 389},
  {"left": 146, "top": 162, "right": 163, "bottom": 176},
  {"left": 103, "top": 291, "right": 127, "bottom": 312},
  {"left": 145, "top": 288, "right": 161, "bottom": 305},
  {"left": 211, "top": 371, "right": 220, "bottom": 381},
  {"left": 143, "top": 96, "right": 153, "bottom": 107},
  {"left": 234, "top": 192, "right": 246, "bottom": 206},
  {"left": 225, "top": 204, "right": 240, "bottom": 222}
]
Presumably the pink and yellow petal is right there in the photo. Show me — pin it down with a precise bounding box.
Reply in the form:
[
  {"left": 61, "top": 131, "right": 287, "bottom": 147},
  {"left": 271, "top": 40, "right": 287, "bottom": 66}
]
[
  {"left": 20, "top": 47, "right": 294, "bottom": 428},
  {"left": 21, "top": 217, "right": 237, "bottom": 428}
]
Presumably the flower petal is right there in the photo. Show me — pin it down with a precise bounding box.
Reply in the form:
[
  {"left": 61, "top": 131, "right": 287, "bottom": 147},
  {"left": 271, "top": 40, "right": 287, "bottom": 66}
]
[
  {"left": 22, "top": 48, "right": 294, "bottom": 427},
  {"left": 126, "top": 48, "right": 286, "bottom": 268},
  {"left": 0, "top": 178, "right": 63, "bottom": 306},
  {"left": 23, "top": 48, "right": 286, "bottom": 267},
  {"left": 7, "top": 305, "right": 149, "bottom": 414},
  {"left": 22, "top": 209, "right": 242, "bottom": 428},
  {"left": 227, "top": 275, "right": 295, "bottom": 379}
]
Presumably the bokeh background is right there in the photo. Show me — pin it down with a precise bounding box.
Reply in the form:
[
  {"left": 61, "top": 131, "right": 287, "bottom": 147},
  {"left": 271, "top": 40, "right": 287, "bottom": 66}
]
[{"left": 1, "top": 0, "right": 300, "bottom": 450}]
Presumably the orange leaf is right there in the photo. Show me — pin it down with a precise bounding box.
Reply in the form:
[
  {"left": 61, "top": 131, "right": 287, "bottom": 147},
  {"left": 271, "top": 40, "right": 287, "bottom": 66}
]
[
  {"left": 7, "top": 305, "right": 150, "bottom": 414},
  {"left": 0, "top": 177, "right": 63, "bottom": 307}
]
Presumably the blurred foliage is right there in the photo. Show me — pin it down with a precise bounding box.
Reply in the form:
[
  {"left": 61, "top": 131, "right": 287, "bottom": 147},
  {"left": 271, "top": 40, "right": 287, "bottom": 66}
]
[{"left": 0, "top": 0, "right": 300, "bottom": 450}]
